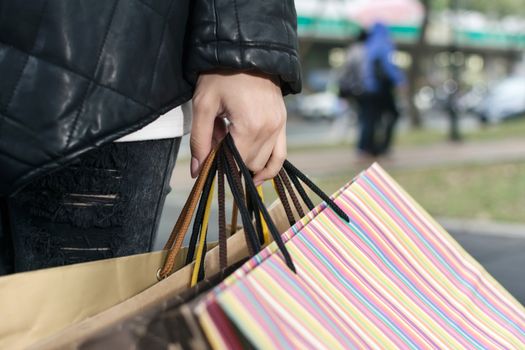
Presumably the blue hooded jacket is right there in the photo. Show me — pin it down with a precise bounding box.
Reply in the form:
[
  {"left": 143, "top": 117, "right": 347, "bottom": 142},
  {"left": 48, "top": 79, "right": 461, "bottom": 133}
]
[{"left": 363, "top": 23, "right": 405, "bottom": 93}]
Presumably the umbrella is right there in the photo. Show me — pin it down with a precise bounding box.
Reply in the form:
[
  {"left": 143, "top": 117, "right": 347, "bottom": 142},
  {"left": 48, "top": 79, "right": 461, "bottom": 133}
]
[{"left": 346, "top": 0, "right": 424, "bottom": 27}]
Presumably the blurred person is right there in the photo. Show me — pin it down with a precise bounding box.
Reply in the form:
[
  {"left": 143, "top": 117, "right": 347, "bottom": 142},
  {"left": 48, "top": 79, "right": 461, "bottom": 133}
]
[
  {"left": 0, "top": 1, "right": 301, "bottom": 274},
  {"left": 361, "top": 22, "right": 405, "bottom": 157},
  {"left": 339, "top": 29, "right": 368, "bottom": 101},
  {"left": 338, "top": 29, "right": 370, "bottom": 154}
]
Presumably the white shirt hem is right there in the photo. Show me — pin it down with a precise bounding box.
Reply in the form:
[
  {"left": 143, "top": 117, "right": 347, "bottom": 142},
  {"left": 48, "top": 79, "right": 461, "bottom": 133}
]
[{"left": 115, "top": 102, "right": 191, "bottom": 142}]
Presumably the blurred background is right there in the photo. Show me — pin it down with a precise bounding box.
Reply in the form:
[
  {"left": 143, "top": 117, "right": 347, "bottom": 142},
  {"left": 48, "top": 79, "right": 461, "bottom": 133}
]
[
  {"left": 160, "top": 0, "right": 525, "bottom": 303},
  {"left": 288, "top": 0, "right": 525, "bottom": 222},
  {"left": 282, "top": 0, "right": 525, "bottom": 222}
]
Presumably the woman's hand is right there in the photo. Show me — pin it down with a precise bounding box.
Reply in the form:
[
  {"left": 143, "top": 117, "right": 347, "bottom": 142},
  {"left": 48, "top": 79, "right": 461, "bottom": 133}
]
[{"left": 191, "top": 71, "right": 287, "bottom": 185}]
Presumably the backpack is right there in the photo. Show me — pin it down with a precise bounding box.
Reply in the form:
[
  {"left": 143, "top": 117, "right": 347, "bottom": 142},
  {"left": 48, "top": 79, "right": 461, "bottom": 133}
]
[{"left": 338, "top": 44, "right": 365, "bottom": 99}]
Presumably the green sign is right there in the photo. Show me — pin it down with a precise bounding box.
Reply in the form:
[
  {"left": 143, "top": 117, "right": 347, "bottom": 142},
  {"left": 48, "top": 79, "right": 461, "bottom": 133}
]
[
  {"left": 455, "top": 29, "right": 525, "bottom": 48},
  {"left": 389, "top": 25, "right": 421, "bottom": 42},
  {"left": 298, "top": 16, "right": 420, "bottom": 42},
  {"left": 298, "top": 16, "right": 360, "bottom": 38}
]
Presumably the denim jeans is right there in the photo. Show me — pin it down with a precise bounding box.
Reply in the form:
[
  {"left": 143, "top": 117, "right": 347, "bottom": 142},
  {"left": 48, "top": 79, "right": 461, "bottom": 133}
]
[
  {"left": 357, "top": 91, "right": 399, "bottom": 156},
  {"left": 357, "top": 95, "right": 381, "bottom": 155},
  {"left": 0, "top": 138, "right": 180, "bottom": 274}
]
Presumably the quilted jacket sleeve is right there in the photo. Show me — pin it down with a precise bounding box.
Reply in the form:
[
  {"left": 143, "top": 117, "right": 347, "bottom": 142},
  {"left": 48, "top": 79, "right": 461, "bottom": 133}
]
[{"left": 184, "top": 0, "right": 302, "bottom": 95}]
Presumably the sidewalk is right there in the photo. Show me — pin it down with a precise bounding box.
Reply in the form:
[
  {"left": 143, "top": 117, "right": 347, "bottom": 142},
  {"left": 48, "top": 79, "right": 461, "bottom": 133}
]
[
  {"left": 287, "top": 137, "right": 525, "bottom": 178},
  {"left": 170, "top": 137, "right": 525, "bottom": 191}
]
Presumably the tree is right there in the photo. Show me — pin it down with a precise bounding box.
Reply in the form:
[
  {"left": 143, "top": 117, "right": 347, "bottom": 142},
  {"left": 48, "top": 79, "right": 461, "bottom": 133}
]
[
  {"left": 431, "top": 0, "right": 525, "bottom": 17},
  {"left": 406, "top": 0, "right": 431, "bottom": 128},
  {"left": 406, "top": 0, "right": 523, "bottom": 128}
]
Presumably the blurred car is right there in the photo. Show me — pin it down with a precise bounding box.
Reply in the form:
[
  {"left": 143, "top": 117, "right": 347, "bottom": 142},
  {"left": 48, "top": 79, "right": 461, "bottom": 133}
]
[
  {"left": 414, "top": 81, "right": 459, "bottom": 112},
  {"left": 474, "top": 77, "right": 525, "bottom": 124},
  {"left": 292, "top": 68, "right": 352, "bottom": 121},
  {"left": 296, "top": 92, "right": 350, "bottom": 121},
  {"left": 457, "top": 84, "right": 487, "bottom": 115}
]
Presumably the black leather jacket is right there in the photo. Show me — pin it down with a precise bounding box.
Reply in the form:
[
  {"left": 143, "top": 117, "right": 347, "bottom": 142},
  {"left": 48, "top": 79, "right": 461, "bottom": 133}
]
[{"left": 0, "top": 0, "right": 301, "bottom": 196}]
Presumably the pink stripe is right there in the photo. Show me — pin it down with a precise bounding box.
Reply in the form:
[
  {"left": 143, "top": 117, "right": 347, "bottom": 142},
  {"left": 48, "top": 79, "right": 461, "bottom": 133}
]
[
  {"left": 206, "top": 301, "right": 245, "bottom": 350},
  {"left": 307, "top": 214, "right": 475, "bottom": 349},
  {"left": 226, "top": 282, "right": 301, "bottom": 348},
  {"left": 262, "top": 258, "right": 359, "bottom": 347},
  {"left": 292, "top": 232, "right": 414, "bottom": 348},
  {"left": 352, "top": 177, "right": 520, "bottom": 331},
  {"left": 237, "top": 268, "right": 327, "bottom": 349},
  {"left": 365, "top": 168, "right": 525, "bottom": 339},
  {"left": 333, "top": 198, "right": 508, "bottom": 348},
  {"left": 370, "top": 166, "right": 525, "bottom": 327},
  {"left": 305, "top": 223, "right": 440, "bottom": 348}
]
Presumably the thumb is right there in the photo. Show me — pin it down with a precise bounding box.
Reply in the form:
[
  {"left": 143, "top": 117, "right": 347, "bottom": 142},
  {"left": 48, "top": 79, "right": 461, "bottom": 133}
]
[{"left": 190, "top": 98, "right": 219, "bottom": 178}]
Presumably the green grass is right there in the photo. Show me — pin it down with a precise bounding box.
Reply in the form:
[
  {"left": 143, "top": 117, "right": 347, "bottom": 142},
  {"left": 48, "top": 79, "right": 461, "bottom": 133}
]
[
  {"left": 392, "top": 162, "right": 525, "bottom": 222},
  {"left": 396, "top": 117, "right": 525, "bottom": 147},
  {"left": 467, "top": 118, "right": 525, "bottom": 141},
  {"left": 289, "top": 117, "right": 525, "bottom": 153},
  {"left": 309, "top": 161, "right": 525, "bottom": 223}
]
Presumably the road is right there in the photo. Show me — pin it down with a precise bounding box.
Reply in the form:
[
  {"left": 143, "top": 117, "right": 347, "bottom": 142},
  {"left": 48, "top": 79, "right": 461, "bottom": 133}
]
[{"left": 452, "top": 232, "right": 525, "bottom": 305}]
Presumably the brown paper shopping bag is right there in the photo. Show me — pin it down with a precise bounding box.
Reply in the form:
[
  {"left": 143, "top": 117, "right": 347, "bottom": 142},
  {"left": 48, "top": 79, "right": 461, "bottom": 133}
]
[
  {"left": 0, "top": 151, "right": 218, "bottom": 348},
  {"left": 30, "top": 136, "right": 308, "bottom": 350},
  {"left": 31, "top": 198, "right": 296, "bottom": 350},
  {"left": 0, "top": 246, "right": 175, "bottom": 348}
]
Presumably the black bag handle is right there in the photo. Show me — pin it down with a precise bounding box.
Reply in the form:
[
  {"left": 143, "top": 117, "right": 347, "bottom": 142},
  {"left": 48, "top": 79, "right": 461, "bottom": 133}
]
[
  {"left": 223, "top": 135, "right": 296, "bottom": 272},
  {"left": 282, "top": 159, "right": 349, "bottom": 222},
  {"left": 160, "top": 133, "right": 350, "bottom": 280}
]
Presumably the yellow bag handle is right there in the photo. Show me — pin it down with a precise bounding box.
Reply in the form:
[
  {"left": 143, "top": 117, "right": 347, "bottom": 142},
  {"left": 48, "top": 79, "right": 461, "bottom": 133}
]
[
  {"left": 190, "top": 178, "right": 216, "bottom": 287},
  {"left": 256, "top": 185, "right": 271, "bottom": 245}
]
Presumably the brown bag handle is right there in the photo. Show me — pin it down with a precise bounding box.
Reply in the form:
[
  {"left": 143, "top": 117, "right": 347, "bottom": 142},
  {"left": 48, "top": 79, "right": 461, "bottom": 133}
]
[
  {"left": 158, "top": 141, "right": 260, "bottom": 280},
  {"left": 190, "top": 147, "right": 260, "bottom": 283},
  {"left": 273, "top": 174, "right": 296, "bottom": 227},
  {"left": 279, "top": 169, "right": 306, "bottom": 219},
  {"left": 158, "top": 134, "right": 350, "bottom": 280},
  {"left": 157, "top": 147, "right": 219, "bottom": 280}
]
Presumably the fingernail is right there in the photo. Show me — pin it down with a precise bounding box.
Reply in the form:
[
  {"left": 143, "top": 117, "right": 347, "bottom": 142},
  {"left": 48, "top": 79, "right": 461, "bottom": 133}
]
[
  {"left": 254, "top": 180, "right": 264, "bottom": 187},
  {"left": 191, "top": 157, "right": 200, "bottom": 178}
]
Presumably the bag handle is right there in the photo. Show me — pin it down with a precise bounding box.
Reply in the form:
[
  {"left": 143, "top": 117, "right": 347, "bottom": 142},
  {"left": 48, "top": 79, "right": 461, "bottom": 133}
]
[
  {"left": 221, "top": 144, "right": 261, "bottom": 255},
  {"left": 217, "top": 151, "right": 228, "bottom": 270},
  {"left": 158, "top": 134, "right": 350, "bottom": 280},
  {"left": 278, "top": 169, "right": 306, "bottom": 219},
  {"left": 191, "top": 151, "right": 272, "bottom": 284},
  {"left": 223, "top": 135, "right": 296, "bottom": 272},
  {"left": 190, "top": 178, "right": 215, "bottom": 286},
  {"left": 157, "top": 147, "right": 219, "bottom": 280},
  {"left": 282, "top": 160, "right": 349, "bottom": 222},
  {"left": 272, "top": 175, "right": 296, "bottom": 227},
  {"left": 189, "top": 145, "right": 263, "bottom": 284},
  {"left": 185, "top": 161, "right": 217, "bottom": 266},
  {"left": 256, "top": 185, "right": 271, "bottom": 245},
  {"left": 158, "top": 139, "right": 263, "bottom": 280}
]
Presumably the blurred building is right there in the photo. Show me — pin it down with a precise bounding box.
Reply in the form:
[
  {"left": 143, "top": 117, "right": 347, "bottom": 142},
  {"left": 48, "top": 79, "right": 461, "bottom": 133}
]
[{"left": 296, "top": 0, "right": 525, "bottom": 99}]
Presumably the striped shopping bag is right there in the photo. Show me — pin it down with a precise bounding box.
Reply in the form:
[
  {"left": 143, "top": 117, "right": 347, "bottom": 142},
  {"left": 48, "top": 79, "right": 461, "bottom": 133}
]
[{"left": 196, "top": 163, "right": 525, "bottom": 349}]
